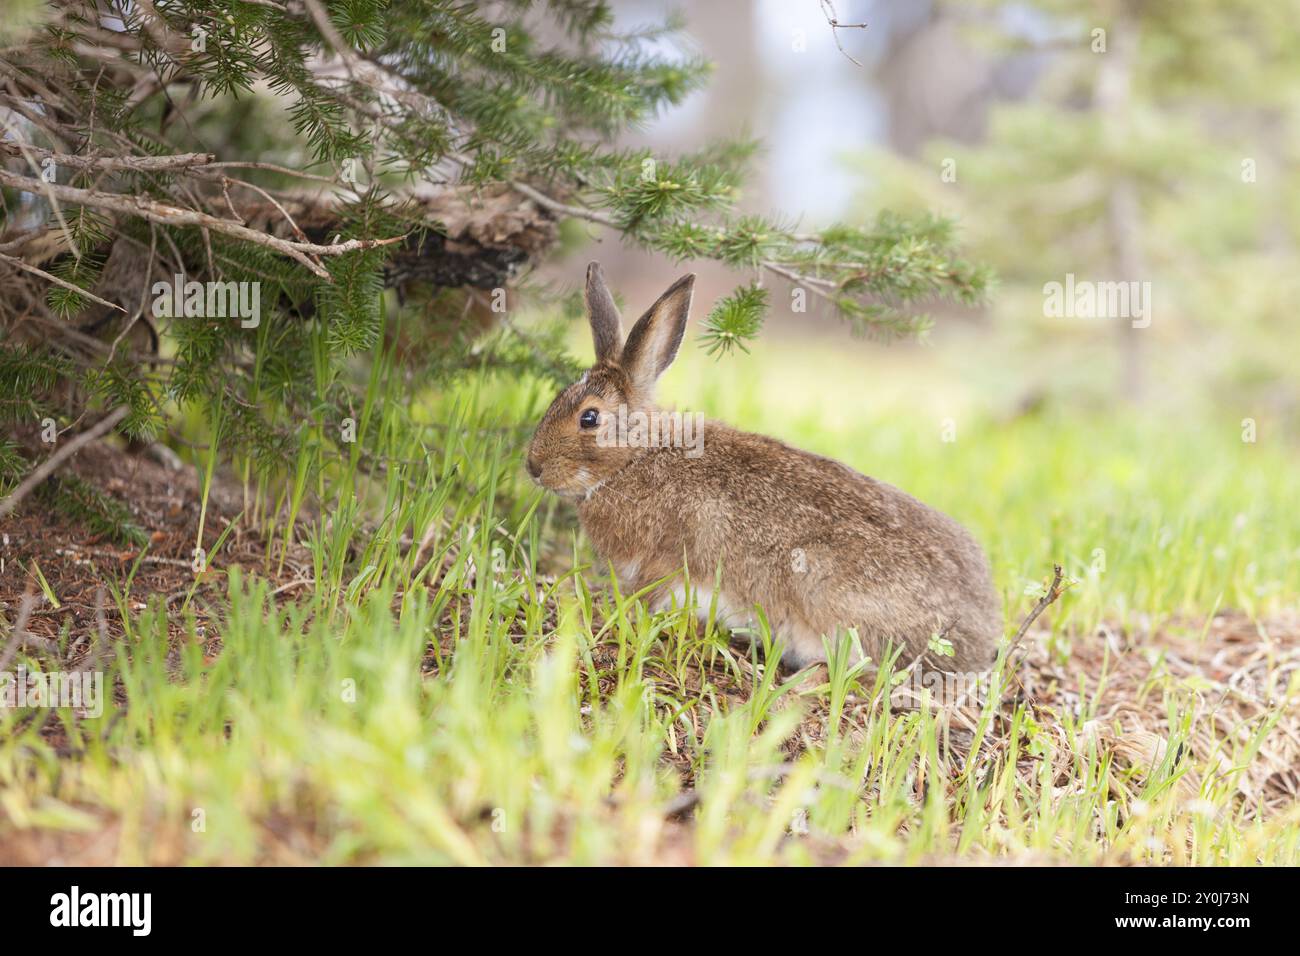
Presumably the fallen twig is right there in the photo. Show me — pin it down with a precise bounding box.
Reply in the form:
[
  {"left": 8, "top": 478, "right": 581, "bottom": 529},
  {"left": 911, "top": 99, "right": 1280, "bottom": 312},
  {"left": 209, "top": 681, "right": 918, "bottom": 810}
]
[
  {"left": 0, "top": 588, "right": 37, "bottom": 672},
  {"left": 0, "top": 406, "right": 129, "bottom": 522}
]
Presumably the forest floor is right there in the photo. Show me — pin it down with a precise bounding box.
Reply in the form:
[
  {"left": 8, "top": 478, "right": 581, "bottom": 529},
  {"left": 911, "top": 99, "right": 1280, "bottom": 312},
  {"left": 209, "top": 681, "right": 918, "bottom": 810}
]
[
  {"left": 2, "top": 419, "right": 1297, "bottom": 864},
  {"left": 4, "top": 337, "right": 1300, "bottom": 864}
]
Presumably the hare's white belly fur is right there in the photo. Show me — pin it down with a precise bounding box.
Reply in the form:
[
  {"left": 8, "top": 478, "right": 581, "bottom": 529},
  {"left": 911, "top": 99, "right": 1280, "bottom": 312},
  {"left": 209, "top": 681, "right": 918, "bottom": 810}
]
[{"left": 643, "top": 579, "right": 824, "bottom": 669}]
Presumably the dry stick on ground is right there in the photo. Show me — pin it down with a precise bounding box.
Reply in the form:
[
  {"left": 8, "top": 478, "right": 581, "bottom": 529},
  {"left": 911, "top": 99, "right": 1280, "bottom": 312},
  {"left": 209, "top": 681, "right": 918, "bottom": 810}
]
[
  {"left": 0, "top": 406, "right": 129, "bottom": 522},
  {"left": 0, "top": 589, "right": 37, "bottom": 672},
  {"left": 78, "top": 585, "right": 112, "bottom": 675}
]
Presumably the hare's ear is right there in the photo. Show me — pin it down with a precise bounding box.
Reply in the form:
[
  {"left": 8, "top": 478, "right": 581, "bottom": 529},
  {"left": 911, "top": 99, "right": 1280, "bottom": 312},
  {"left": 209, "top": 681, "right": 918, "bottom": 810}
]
[
  {"left": 620, "top": 273, "right": 695, "bottom": 394},
  {"left": 585, "top": 262, "right": 622, "bottom": 365}
]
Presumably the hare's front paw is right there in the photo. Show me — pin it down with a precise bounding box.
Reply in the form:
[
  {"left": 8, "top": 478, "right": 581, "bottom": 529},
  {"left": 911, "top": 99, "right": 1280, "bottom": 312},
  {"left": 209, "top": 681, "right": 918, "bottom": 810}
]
[{"left": 777, "top": 625, "right": 830, "bottom": 671}]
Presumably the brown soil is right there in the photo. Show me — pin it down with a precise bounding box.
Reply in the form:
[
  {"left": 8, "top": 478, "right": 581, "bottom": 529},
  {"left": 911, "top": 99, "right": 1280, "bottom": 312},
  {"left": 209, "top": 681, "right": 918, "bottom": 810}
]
[{"left": 1, "top": 438, "right": 307, "bottom": 645}]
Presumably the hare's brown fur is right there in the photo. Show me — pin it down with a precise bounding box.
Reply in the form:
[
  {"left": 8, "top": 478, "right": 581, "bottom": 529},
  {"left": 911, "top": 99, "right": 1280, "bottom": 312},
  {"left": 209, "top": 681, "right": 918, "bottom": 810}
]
[{"left": 527, "top": 264, "right": 1002, "bottom": 672}]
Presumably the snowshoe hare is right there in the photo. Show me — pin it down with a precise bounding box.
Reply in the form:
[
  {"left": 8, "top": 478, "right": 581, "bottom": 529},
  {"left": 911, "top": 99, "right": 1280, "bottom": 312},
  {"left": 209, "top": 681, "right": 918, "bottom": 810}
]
[{"left": 527, "top": 263, "right": 1002, "bottom": 672}]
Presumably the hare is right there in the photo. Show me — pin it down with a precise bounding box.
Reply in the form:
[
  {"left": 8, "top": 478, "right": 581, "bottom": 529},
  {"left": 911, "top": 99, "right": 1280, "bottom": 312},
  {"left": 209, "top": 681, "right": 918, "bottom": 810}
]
[{"left": 526, "top": 263, "right": 1003, "bottom": 672}]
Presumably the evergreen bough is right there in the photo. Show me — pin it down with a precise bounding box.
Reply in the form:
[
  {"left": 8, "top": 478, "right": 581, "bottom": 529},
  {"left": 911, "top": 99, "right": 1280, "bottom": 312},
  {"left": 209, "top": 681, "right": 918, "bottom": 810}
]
[{"left": 0, "top": 1, "right": 990, "bottom": 539}]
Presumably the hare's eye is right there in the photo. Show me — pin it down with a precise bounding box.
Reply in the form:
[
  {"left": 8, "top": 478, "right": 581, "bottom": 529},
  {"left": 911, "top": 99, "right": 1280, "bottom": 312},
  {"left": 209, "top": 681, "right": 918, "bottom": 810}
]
[{"left": 579, "top": 408, "right": 599, "bottom": 429}]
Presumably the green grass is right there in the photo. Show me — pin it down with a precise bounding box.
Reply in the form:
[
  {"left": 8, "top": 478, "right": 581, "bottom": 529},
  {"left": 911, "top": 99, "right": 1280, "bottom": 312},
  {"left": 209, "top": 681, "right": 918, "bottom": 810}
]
[{"left": 2, "top": 329, "right": 1297, "bottom": 864}]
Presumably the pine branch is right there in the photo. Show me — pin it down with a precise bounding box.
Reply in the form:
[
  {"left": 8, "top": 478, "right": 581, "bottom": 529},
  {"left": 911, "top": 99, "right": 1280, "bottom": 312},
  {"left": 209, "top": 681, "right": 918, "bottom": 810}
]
[{"left": 0, "top": 0, "right": 992, "bottom": 517}]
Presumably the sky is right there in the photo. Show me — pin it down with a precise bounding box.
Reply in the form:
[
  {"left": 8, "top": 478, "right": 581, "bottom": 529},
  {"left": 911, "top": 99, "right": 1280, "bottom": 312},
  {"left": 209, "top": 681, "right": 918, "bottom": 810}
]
[{"left": 612, "top": 0, "right": 889, "bottom": 223}]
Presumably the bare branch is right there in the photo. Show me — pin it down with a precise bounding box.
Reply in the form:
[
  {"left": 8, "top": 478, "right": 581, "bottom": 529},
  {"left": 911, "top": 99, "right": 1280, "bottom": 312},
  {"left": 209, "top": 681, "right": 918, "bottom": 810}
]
[
  {"left": 819, "top": 0, "right": 869, "bottom": 67},
  {"left": 0, "top": 141, "right": 216, "bottom": 172},
  {"left": 0, "top": 406, "right": 130, "bottom": 522},
  {"left": 0, "top": 250, "right": 127, "bottom": 313},
  {"left": 0, "top": 168, "right": 405, "bottom": 279},
  {"left": 1009, "top": 564, "right": 1066, "bottom": 654},
  {"left": 506, "top": 177, "right": 616, "bottom": 228}
]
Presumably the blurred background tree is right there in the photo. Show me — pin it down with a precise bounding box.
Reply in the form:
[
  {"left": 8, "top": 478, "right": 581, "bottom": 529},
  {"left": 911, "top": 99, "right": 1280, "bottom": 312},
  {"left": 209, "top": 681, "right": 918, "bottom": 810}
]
[{"left": 853, "top": 0, "right": 1300, "bottom": 413}]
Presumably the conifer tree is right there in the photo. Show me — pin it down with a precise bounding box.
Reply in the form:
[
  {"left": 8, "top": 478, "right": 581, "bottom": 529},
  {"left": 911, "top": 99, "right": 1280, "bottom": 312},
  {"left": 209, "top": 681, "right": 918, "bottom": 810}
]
[
  {"left": 0, "top": 1, "right": 990, "bottom": 534},
  {"left": 868, "top": 0, "right": 1300, "bottom": 403}
]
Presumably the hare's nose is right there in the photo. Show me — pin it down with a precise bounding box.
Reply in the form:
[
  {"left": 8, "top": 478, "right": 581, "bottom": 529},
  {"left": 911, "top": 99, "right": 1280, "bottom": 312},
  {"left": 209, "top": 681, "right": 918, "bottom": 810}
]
[{"left": 526, "top": 456, "right": 541, "bottom": 479}]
